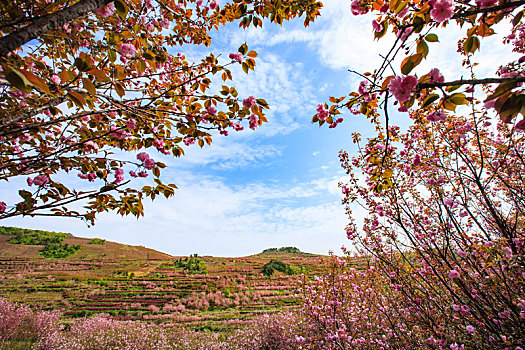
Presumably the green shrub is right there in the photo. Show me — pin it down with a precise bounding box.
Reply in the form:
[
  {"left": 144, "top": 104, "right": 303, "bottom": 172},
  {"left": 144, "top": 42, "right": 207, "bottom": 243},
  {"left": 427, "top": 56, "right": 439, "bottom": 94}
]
[
  {"left": 174, "top": 254, "right": 207, "bottom": 274},
  {"left": 87, "top": 238, "right": 106, "bottom": 245},
  {"left": 40, "top": 243, "right": 81, "bottom": 259},
  {"left": 262, "top": 247, "right": 301, "bottom": 254},
  {"left": 262, "top": 259, "right": 296, "bottom": 276},
  {"left": 0, "top": 226, "right": 81, "bottom": 258}
]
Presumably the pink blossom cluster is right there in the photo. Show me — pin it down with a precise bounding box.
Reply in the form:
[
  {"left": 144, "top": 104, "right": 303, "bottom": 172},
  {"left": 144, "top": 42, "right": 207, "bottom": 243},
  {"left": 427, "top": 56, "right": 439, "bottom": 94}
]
[
  {"left": 243, "top": 96, "right": 256, "bottom": 109},
  {"left": 229, "top": 52, "right": 243, "bottom": 63},
  {"left": 118, "top": 43, "right": 137, "bottom": 57},
  {"left": 427, "top": 110, "right": 447, "bottom": 122},
  {"left": 474, "top": 0, "right": 498, "bottom": 8},
  {"left": 429, "top": 68, "right": 444, "bottom": 83},
  {"left": 388, "top": 75, "right": 418, "bottom": 102},
  {"left": 316, "top": 104, "right": 329, "bottom": 121},
  {"left": 137, "top": 152, "right": 155, "bottom": 170},
  {"left": 183, "top": 136, "right": 196, "bottom": 146},
  {"left": 350, "top": 0, "right": 368, "bottom": 15},
  {"left": 109, "top": 125, "right": 131, "bottom": 140},
  {"left": 32, "top": 174, "right": 50, "bottom": 186},
  {"left": 95, "top": 2, "right": 115, "bottom": 17},
  {"left": 372, "top": 20, "right": 383, "bottom": 32},
  {"left": 249, "top": 114, "right": 259, "bottom": 130},
  {"left": 78, "top": 172, "right": 97, "bottom": 182},
  {"left": 429, "top": 0, "right": 455, "bottom": 23}
]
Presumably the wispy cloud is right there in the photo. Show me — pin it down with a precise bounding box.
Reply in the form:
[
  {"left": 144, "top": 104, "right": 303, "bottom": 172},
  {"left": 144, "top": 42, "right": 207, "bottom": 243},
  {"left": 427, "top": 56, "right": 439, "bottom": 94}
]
[{"left": 4, "top": 173, "right": 349, "bottom": 257}]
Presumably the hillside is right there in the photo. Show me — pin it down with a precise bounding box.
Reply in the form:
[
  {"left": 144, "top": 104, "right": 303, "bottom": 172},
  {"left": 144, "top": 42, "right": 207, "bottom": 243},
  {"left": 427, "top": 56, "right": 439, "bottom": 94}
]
[
  {"left": 0, "top": 226, "right": 172, "bottom": 260},
  {"left": 0, "top": 227, "right": 326, "bottom": 332}
]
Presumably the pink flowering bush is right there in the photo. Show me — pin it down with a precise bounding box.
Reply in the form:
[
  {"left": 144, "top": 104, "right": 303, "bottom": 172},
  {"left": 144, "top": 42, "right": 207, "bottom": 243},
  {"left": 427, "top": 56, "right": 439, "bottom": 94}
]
[{"left": 325, "top": 108, "right": 525, "bottom": 348}]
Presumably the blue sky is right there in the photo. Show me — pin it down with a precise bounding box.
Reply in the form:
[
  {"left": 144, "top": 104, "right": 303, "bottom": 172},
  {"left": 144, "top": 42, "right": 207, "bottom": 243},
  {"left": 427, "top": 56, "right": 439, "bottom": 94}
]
[{"left": 2, "top": 0, "right": 516, "bottom": 256}]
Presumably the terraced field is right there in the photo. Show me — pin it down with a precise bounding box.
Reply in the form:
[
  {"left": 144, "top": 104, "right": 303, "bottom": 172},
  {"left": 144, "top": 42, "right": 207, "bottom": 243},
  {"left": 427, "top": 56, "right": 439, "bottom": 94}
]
[{"left": 0, "top": 227, "right": 326, "bottom": 332}]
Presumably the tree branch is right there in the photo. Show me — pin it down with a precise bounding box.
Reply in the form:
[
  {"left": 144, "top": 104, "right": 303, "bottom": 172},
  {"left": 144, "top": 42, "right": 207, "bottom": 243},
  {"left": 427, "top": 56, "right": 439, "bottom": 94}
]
[
  {"left": 0, "top": 0, "right": 109, "bottom": 58},
  {"left": 452, "top": 0, "right": 525, "bottom": 20},
  {"left": 418, "top": 76, "right": 525, "bottom": 89}
]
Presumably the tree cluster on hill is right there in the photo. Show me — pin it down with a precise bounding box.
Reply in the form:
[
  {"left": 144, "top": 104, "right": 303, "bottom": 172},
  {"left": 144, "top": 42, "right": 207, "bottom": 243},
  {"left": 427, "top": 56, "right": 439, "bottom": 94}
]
[
  {"left": 262, "top": 259, "right": 296, "bottom": 276},
  {"left": 174, "top": 254, "right": 207, "bottom": 274},
  {"left": 0, "top": 226, "right": 80, "bottom": 258},
  {"left": 262, "top": 247, "right": 301, "bottom": 254}
]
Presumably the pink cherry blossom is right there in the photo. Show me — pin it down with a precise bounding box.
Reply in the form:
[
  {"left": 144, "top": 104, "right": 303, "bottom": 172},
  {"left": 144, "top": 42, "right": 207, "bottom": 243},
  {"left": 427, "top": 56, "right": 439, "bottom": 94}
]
[
  {"left": 429, "top": 68, "right": 445, "bottom": 83},
  {"left": 448, "top": 269, "right": 460, "bottom": 279},
  {"left": 0, "top": 202, "right": 6, "bottom": 214},
  {"left": 413, "top": 153, "right": 422, "bottom": 166},
  {"left": 33, "top": 174, "right": 49, "bottom": 186},
  {"left": 388, "top": 75, "right": 418, "bottom": 102},
  {"left": 243, "top": 96, "right": 256, "bottom": 109},
  {"left": 351, "top": 0, "right": 368, "bottom": 15},
  {"left": 137, "top": 152, "right": 150, "bottom": 162},
  {"left": 183, "top": 137, "right": 196, "bottom": 146},
  {"left": 475, "top": 0, "right": 498, "bottom": 8},
  {"left": 229, "top": 52, "right": 243, "bottom": 63},
  {"left": 138, "top": 171, "right": 148, "bottom": 177},
  {"left": 206, "top": 106, "right": 217, "bottom": 115},
  {"left": 515, "top": 119, "right": 525, "bottom": 131},
  {"left": 95, "top": 2, "right": 115, "bottom": 17},
  {"left": 430, "top": 0, "right": 455, "bottom": 23},
  {"left": 114, "top": 168, "right": 124, "bottom": 183},
  {"left": 316, "top": 104, "right": 329, "bottom": 121},
  {"left": 152, "top": 139, "right": 164, "bottom": 148},
  {"left": 118, "top": 43, "right": 137, "bottom": 57},
  {"left": 372, "top": 20, "right": 383, "bottom": 32},
  {"left": 159, "top": 18, "right": 169, "bottom": 28},
  {"left": 249, "top": 114, "right": 259, "bottom": 130},
  {"left": 427, "top": 111, "right": 447, "bottom": 122},
  {"left": 27, "top": 177, "right": 33, "bottom": 186},
  {"left": 144, "top": 158, "right": 156, "bottom": 170},
  {"left": 50, "top": 75, "right": 61, "bottom": 85},
  {"left": 233, "top": 123, "right": 244, "bottom": 131},
  {"left": 397, "top": 27, "right": 412, "bottom": 42},
  {"left": 210, "top": 0, "right": 218, "bottom": 10},
  {"left": 126, "top": 118, "right": 137, "bottom": 130}
]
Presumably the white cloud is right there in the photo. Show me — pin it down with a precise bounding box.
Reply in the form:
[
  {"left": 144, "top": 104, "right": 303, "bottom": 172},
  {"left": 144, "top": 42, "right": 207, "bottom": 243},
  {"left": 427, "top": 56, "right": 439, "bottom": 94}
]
[{"left": 4, "top": 174, "right": 350, "bottom": 257}]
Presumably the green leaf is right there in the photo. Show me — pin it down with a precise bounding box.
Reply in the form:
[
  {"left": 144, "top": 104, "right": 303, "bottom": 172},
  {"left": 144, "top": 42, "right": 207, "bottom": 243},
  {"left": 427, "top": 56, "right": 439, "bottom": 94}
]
[
  {"left": 417, "top": 40, "right": 429, "bottom": 58},
  {"left": 513, "top": 10, "right": 524, "bottom": 27},
  {"left": 450, "top": 93, "right": 468, "bottom": 105},
  {"left": 412, "top": 16, "right": 425, "bottom": 33},
  {"left": 114, "top": 0, "right": 128, "bottom": 18},
  {"left": 19, "top": 190, "right": 32, "bottom": 200},
  {"left": 425, "top": 33, "right": 439, "bottom": 42},
  {"left": 5, "top": 68, "right": 33, "bottom": 93},
  {"left": 67, "top": 91, "right": 86, "bottom": 108},
  {"left": 463, "top": 36, "right": 480, "bottom": 53},
  {"left": 238, "top": 43, "right": 248, "bottom": 55},
  {"left": 401, "top": 59, "right": 414, "bottom": 75},
  {"left": 422, "top": 94, "right": 440, "bottom": 107},
  {"left": 486, "top": 81, "right": 518, "bottom": 102}
]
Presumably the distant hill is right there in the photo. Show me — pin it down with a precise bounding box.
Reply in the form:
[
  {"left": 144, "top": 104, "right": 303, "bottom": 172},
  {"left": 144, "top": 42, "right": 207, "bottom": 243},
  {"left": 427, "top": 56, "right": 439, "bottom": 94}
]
[{"left": 0, "top": 226, "right": 172, "bottom": 260}]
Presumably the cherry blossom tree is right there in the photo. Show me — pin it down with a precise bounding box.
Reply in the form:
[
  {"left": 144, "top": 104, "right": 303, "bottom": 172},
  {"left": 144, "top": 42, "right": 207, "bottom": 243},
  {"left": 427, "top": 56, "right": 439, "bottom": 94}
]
[
  {"left": 0, "top": 0, "right": 322, "bottom": 223},
  {"left": 303, "top": 0, "right": 525, "bottom": 348}
]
